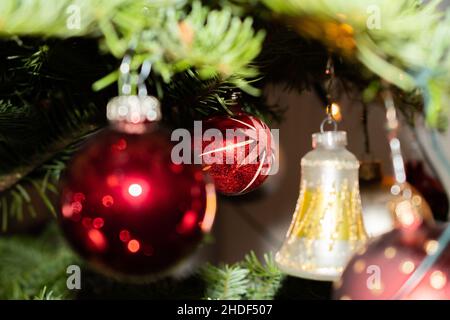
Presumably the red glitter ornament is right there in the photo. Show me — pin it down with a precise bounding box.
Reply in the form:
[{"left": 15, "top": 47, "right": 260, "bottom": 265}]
[
  {"left": 334, "top": 213, "right": 450, "bottom": 299},
  {"left": 198, "top": 112, "right": 275, "bottom": 195},
  {"left": 59, "top": 95, "right": 216, "bottom": 279}
]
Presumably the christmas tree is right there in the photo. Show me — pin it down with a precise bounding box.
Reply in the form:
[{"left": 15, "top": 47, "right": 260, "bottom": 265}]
[{"left": 1, "top": 0, "right": 450, "bottom": 301}]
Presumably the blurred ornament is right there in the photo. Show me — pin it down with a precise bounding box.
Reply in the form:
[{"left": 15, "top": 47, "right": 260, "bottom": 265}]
[
  {"left": 406, "top": 160, "right": 449, "bottom": 221},
  {"left": 59, "top": 58, "right": 216, "bottom": 280},
  {"left": 334, "top": 87, "right": 450, "bottom": 300},
  {"left": 334, "top": 216, "right": 450, "bottom": 300},
  {"left": 198, "top": 111, "right": 276, "bottom": 195},
  {"left": 59, "top": 96, "right": 216, "bottom": 279},
  {"left": 359, "top": 161, "right": 434, "bottom": 238},
  {"left": 295, "top": 18, "right": 356, "bottom": 56},
  {"left": 276, "top": 122, "right": 367, "bottom": 281}
]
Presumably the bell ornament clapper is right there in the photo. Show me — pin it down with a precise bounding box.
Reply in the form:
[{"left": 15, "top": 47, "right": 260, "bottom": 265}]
[{"left": 276, "top": 130, "right": 368, "bottom": 281}]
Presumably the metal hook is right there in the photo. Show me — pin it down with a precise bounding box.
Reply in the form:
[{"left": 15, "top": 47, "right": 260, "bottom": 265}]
[
  {"left": 119, "top": 51, "right": 133, "bottom": 95},
  {"left": 118, "top": 39, "right": 152, "bottom": 96},
  {"left": 320, "top": 115, "right": 338, "bottom": 133},
  {"left": 137, "top": 59, "right": 152, "bottom": 96}
]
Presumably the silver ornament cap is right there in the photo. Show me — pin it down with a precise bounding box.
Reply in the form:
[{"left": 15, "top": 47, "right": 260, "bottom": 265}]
[
  {"left": 106, "top": 95, "right": 162, "bottom": 124},
  {"left": 312, "top": 131, "right": 347, "bottom": 149}
]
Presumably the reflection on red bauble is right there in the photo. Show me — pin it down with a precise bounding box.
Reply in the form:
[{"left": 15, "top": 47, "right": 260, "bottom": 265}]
[
  {"left": 59, "top": 123, "right": 216, "bottom": 279},
  {"left": 198, "top": 113, "right": 275, "bottom": 195},
  {"left": 334, "top": 221, "right": 450, "bottom": 300}
]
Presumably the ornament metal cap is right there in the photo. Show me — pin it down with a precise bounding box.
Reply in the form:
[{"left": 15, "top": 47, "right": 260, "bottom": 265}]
[
  {"left": 106, "top": 95, "right": 162, "bottom": 124},
  {"left": 312, "top": 131, "right": 347, "bottom": 149}
]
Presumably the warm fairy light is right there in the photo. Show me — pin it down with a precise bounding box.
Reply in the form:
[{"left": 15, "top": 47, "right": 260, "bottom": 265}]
[
  {"left": 177, "top": 210, "right": 198, "bottom": 234},
  {"left": 73, "top": 192, "right": 86, "bottom": 202},
  {"left": 62, "top": 204, "right": 73, "bottom": 218},
  {"left": 331, "top": 102, "right": 342, "bottom": 122},
  {"left": 122, "top": 179, "right": 149, "bottom": 202},
  {"left": 119, "top": 230, "right": 131, "bottom": 242},
  {"left": 102, "top": 195, "right": 114, "bottom": 207},
  {"left": 391, "top": 185, "right": 401, "bottom": 195},
  {"left": 400, "top": 260, "right": 415, "bottom": 274},
  {"left": 128, "top": 183, "right": 143, "bottom": 197},
  {"left": 425, "top": 240, "right": 439, "bottom": 255},
  {"left": 411, "top": 195, "right": 422, "bottom": 206},
  {"left": 384, "top": 247, "right": 397, "bottom": 259},
  {"left": 429, "top": 271, "right": 447, "bottom": 290},
  {"left": 128, "top": 239, "right": 140, "bottom": 253},
  {"left": 353, "top": 259, "right": 366, "bottom": 274},
  {"left": 88, "top": 229, "right": 107, "bottom": 251},
  {"left": 395, "top": 200, "right": 418, "bottom": 228},
  {"left": 93, "top": 217, "right": 104, "bottom": 229},
  {"left": 71, "top": 201, "right": 83, "bottom": 213},
  {"left": 106, "top": 175, "right": 119, "bottom": 187}
]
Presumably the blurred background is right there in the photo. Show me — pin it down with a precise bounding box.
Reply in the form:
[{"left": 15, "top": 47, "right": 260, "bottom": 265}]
[{"left": 210, "top": 84, "right": 450, "bottom": 264}]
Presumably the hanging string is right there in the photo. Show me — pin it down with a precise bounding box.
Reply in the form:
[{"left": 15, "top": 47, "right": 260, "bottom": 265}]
[
  {"left": 382, "top": 89, "right": 407, "bottom": 194},
  {"left": 321, "top": 55, "right": 338, "bottom": 132},
  {"left": 362, "top": 102, "right": 371, "bottom": 155}
]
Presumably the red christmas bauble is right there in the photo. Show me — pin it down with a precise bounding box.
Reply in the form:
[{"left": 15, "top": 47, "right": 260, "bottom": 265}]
[
  {"left": 198, "top": 113, "right": 275, "bottom": 195},
  {"left": 333, "top": 221, "right": 450, "bottom": 299},
  {"left": 59, "top": 123, "right": 216, "bottom": 279}
]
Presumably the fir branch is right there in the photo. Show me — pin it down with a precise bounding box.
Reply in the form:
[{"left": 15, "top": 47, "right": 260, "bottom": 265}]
[
  {"left": 241, "top": 252, "right": 283, "bottom": 300},
  {"left": 202, "top": 264, "right": 250, "bottom": 300},
  {"left": 0, "top": 224, "right": 283, "bottom": 300},
  {"left": 0, "top": 131, "right": 98, "bottom": 232},
  {"left": 0, "top": 225, "right": 78, "bottom": 299},
  {"left": 93, "top": 1, "right": 265, "bottom": 94},
  {"left": 262, "top": 0, "right": 450, "bottom": 128},
  {"left": 0, "top": 0, "right": 264, "bottom": 92},
  {"left": 33, "top": 287, "right": 62, "bottom": 300},
  {"left": 161, "top": 69, "right": 281, "bottom": 126},
  {"left": 201, "top": 252, "right": 284, "bottom": 300}
]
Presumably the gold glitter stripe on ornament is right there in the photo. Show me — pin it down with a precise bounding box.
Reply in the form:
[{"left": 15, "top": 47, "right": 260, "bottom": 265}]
[
  {"left": 288, "top": 180, "right": 367, "bottom": 246},
  {"left": 301, "top": 159, "right": 359, "bottom": 170}
]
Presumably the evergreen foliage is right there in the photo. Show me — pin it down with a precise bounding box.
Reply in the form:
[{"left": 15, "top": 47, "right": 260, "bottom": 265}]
[
  {"left": 0, "top": 224, "right": 283, "bottom": 300},
  {"left": 0, "top": 0, "right": 449, "bottom": 299}
]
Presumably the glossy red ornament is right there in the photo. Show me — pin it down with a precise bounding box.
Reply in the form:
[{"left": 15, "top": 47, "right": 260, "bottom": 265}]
[
  {"left": 334, "top": 217, "right": 450, "bottom": 300},
  {"left": 59, "top": 121, "right": 216, "bottom": 279},
  {"left": 198, "top": 112, "right": 275, "bottom": 195}
]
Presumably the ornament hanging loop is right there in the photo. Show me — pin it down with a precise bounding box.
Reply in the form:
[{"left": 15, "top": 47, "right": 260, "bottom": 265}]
[
  {"left": 325, "top": 55, "right": 335, "bottom": 102},
  {"left": 320, "top": 114, "right": 338, "bottom": 133},
  {"left": 321, "top": 55, "right": 338, "bottom": 132},
  {"left": 119, "top": 40, "right": 152, "bottom": 96},
  {"left": 137, "top": 59, "right": 152, "bottom": 97},
  {"left": 108, "top": 42, "right": 161, "bottom": 126}
]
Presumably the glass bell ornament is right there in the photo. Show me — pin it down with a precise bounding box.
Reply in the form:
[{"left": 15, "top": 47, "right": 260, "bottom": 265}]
[
  {"left": 276, "top": 122, "right": 367, "bottom": 281},
  {"left": 359, "top": 160, "right": 434, "bottom": 238}
]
